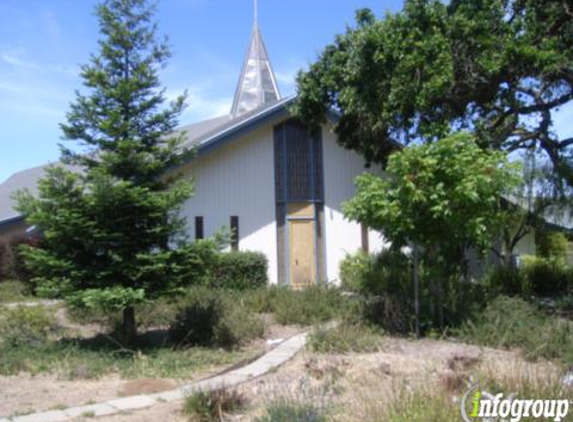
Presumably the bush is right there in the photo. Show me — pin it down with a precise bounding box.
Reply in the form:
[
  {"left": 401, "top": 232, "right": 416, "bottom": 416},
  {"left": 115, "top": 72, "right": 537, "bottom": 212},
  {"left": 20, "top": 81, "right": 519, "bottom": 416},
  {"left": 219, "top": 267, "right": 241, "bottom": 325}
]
[
  {"left": 255, "top": 399, "right": 327, "bottom": 422},
  {"left": 308, "top": 322, "right": 384, "bottom": 353},
  {"left": 0, "top": 281, "right": 34, "bottom": 303},
  {"left": 168, "top": 287, "right": 264, "bottom": 348},
  {"left": 183, "top": 388, "right": 247, "bottom": 422},
  {"left": 272, "top": 286, "right": 349, "bottom": 326},
  {"left": 456, "top": 296, "right": 573, "bottom": 362},
  {"left": 537, "top": 231, "right": 569, "bottom": 259},
  {"left": 481, "top": 265, "right": 529, "bottom": 299},
  {"left": 521, "top": 255, "right": 572, "bottom": 296},
  {"left": 0, "top": 305, "right": 57, "bottom": 347},
  {"left": 0, "top": 235, "right": 35, "bottom": 284},
  {"left": 339, "top": 249, "right": 411, "bottom": 297},
  {"left": 209, "top": 251, "right": 268, "bottom": 290},
  {"left": 339, "top": 251, "right": 372, "bottom": 292}
]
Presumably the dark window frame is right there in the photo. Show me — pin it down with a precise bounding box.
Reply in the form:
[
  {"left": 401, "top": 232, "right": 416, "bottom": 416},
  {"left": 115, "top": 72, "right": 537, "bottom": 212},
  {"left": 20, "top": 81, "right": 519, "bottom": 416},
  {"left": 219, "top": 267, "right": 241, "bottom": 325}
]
[
  {"left": 230, "top": 216, "right": 239, "bottom": 251},
  {"left": 195, "top": 216, "right": 204, "bottom": 240}
]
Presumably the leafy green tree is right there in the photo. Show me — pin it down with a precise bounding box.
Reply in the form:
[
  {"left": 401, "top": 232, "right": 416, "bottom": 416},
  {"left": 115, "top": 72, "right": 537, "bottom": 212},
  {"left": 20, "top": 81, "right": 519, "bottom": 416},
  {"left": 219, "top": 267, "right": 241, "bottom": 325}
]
[
  {"left": 344, "top": 133, "right": 521, "bottom": 327},
  {"left": 15, "top": 0, "right": 194, "bottom": 344},
  {"left": 293, "top": 0, "right": 573, "bottom": 189}
]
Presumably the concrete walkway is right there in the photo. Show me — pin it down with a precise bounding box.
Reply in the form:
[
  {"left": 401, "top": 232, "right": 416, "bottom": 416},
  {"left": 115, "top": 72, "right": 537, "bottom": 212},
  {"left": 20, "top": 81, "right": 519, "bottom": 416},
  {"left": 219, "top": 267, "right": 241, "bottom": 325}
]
[
  {"left": 0, "top": 332, "right": 308, "bottom": 422},
  {"left": 2, "top": 300, "right": 61, "bottom": 309}
]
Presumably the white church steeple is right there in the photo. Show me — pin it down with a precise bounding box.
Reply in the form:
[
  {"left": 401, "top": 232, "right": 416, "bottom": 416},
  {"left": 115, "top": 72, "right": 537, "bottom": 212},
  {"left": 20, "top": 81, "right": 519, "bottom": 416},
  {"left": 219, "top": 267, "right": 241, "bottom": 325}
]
[{"left": 230, "top": 0, "right": 281, "bottom": 118}]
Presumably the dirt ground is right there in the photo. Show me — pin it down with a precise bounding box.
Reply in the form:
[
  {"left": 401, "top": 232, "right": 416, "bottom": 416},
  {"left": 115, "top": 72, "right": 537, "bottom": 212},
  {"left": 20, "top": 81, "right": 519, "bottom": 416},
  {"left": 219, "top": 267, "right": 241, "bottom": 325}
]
[{"left": 66, "top": 336, "right": 564, "bottom": 422}]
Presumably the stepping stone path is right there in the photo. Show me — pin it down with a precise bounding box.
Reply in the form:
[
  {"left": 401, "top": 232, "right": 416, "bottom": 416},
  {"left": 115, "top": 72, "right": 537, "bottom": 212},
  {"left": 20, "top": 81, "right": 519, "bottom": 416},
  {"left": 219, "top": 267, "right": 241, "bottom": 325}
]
[
  {"left": 2, "top": 300, "right": 61, "bottom": 309},
  {"left": 0, "top": 332, "right": 308, "bottom": 422}
]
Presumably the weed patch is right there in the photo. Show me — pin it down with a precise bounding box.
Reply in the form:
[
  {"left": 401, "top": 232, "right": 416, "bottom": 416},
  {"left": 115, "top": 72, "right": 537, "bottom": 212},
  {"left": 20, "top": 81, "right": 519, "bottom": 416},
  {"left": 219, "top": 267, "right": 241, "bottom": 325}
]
[
  {"left": 307, "top": 323, "right": 384, "bottom": 354},
  {"left": 456, "top": 296, "right": 573, "bottom": 363},
  {"left": 255, "top": 398, "right": 328, "bottom": 422},
  {"left": 183, "top": 388, "right": 247, "bottom": 422}
]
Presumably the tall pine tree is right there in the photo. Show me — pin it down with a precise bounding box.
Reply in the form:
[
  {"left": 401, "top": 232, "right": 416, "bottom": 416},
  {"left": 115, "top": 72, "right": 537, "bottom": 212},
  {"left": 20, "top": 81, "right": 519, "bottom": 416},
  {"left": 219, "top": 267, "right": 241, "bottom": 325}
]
[{"left": 16, "top": 0, "right": 194, "bottom": 344}]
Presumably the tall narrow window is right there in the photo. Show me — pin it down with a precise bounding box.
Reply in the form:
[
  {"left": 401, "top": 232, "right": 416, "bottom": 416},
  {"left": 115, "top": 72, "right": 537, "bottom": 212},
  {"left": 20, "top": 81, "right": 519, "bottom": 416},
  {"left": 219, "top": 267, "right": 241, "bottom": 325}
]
[
  {"left": 361, "top": 224, "right": 369, "bottom": 254},
  {"left": 230, "top": 216, "right": 239, "bottom": 251},
  {"left": 195, "top": 216, "right": 204, "bottom": 241}
]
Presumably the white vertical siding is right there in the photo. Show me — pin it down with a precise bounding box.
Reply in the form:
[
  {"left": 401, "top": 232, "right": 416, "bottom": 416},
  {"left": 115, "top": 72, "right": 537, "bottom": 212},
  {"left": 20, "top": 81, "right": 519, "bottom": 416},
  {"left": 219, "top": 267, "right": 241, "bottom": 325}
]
[
  {"left": 322, "top": 126, "right": 389, "bottom": 283},
  {"left": 179, "top": 125, "right": 279, "bottom": 284}
]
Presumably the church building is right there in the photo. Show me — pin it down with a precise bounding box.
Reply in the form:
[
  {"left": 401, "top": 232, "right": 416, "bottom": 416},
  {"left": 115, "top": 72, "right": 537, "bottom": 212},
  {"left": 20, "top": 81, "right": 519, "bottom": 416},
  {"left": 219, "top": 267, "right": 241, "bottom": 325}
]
[{"left": 0, "top": 14, "right": 387, "bottom": 286}]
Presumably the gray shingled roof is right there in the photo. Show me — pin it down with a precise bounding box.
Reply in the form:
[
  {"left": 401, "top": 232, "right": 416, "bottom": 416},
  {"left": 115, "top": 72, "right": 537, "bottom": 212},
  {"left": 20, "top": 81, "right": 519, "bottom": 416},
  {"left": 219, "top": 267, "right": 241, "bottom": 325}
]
[
  {"left": 0, "top": 163, "right": 75, "bottom": 224},
  {"left": 0, "top": 99, "right": 291, "bottom": 224}
]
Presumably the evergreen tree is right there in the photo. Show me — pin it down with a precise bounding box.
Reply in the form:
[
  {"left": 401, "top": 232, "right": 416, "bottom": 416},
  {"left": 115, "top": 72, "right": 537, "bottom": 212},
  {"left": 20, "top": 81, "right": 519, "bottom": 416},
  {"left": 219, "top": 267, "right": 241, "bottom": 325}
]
[{"left": 15, "top": 0, "right": 194, "bottom": 344}]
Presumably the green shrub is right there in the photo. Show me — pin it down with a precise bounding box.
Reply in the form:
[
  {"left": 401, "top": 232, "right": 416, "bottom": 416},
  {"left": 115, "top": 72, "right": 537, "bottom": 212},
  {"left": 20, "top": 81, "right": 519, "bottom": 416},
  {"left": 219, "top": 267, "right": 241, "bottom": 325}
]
[
  {"left": 168, "top": 287, "right": 264, "bottom": 348},
  {"left": 183, "top": 388, "right": 247, "bottom": 422},
  {"left": 537, "top": 231, "right": 569, "bottom": 259},
  {"left": 521, "top": 255, "right": 572, "bottom": 296},
  {"left": 481, "top": 265, "right": 529, "bottom": 299},
  {"left": 0, "top": 281, "right": 34, "bottom": 303},
  {"left": 308, "top": 322, "right": 384, "bottom": 353},
  {"left": 339, "top": 251, "right": 372, "bottom": 292},
  {"left": 272, "top": 286, "right": 349, "bottom": 326},
  {"left": 456, "top": 296, "right": 573, "bottom": 362},
  {"left": 239, "top": 286, "right": 285, "bottom": 314},
  {"left": 556, "top": 294, "right": 573, "bottom": 312},
  {"left": 255, "top": 399, "right": 327, "bottom": 422},
  {"left": 0, "top": 305, "right": 57, "bottom": 346},
  {"left": 0, "top": 236, "right": 35, "bottom": 285},
  {"left": 0, "top": 239, "right": 10, "bottom": 280},
  {"left": 208, "top": 251, "right": 268, "bottom": 290},
  {"left": 338, "top": 249, "right": 411, "bottom": 297}
]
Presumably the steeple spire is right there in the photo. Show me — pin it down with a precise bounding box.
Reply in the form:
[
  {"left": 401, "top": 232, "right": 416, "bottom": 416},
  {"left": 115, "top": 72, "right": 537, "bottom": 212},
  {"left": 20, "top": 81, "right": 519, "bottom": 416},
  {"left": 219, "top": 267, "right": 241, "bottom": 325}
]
[{"left": 230, "top": 0, "right": 281, "bottom": 118}]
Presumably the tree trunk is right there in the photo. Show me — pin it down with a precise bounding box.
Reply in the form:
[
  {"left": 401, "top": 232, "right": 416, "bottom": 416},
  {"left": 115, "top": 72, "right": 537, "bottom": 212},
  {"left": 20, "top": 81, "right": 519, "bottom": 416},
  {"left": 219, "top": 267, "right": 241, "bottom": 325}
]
[{"left": 123, "top": 306, "right": 137, "bottom": 345}]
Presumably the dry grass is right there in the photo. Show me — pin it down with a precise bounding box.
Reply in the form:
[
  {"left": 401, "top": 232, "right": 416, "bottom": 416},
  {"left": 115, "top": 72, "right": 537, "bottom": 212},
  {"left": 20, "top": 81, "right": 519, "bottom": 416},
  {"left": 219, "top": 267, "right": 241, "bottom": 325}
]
[{"left": 230, "top": 336, "right": 572, "bottom": 422}]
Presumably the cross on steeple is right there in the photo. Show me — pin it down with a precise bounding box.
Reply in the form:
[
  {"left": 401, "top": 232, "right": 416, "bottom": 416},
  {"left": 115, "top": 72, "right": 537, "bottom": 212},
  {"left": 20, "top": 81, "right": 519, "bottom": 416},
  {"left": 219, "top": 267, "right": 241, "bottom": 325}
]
[{"left": 230, "top": 0, "right": 281, "bottom": 118}]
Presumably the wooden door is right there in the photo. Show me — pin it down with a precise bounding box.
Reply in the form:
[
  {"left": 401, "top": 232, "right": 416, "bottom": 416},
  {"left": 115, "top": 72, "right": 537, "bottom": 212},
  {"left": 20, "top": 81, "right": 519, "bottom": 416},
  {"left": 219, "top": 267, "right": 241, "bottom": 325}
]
[{"left": 288, "top": 218, "right": 316, "bottom": 289}]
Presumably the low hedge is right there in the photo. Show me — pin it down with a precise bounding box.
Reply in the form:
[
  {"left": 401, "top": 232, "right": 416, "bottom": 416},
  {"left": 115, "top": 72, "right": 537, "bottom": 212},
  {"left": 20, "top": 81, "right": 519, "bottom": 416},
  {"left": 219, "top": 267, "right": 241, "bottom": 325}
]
[{"left": 209, "top": 251, "right": 268, "bottom": 290}]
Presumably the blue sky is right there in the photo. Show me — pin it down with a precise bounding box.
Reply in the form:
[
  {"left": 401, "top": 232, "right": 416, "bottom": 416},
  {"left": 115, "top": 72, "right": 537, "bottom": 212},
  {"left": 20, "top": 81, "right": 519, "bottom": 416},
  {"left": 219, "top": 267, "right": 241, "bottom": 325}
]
[
  {"left": 0, "top": 0, "right": 571, "bottom": 183},
  {"left": 0, "top": 0, "right": 402, "bottom": 183}
]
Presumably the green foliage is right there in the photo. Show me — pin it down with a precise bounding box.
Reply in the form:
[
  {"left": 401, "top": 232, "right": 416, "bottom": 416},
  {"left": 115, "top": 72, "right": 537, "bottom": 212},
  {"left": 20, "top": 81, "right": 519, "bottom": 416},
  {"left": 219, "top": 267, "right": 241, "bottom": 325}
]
[
  {"left": 521, "top": 255, "right": 572, "bottom": 296},
  {"left": 168, "top": 287, "right": 264, "bottom": 348},
  {"left": 556, "top": 295, "right": 573, "bottom": 312},
  {"left": 481, "top": 266, "right": 530, "bottom": 299},
  {"left": 307, "top": 322, "right": 384, "bottom": 354},
  {"left": 0, "top": 236, "right": 35, "bottom": 287},
  {"left": 345, "top": 133, "right": 520, "bottom": 262},
  {"left": 255, "top": 399, "right": 327, "bottom": 422},
  {"left": 271, "top": 286, "right": 349, "bottom": 326},
  {"left": 14, "top": 0, "right": 192, "bottom": 343},
  {"left": 0, "top": 334, "right": 250, "bottom": 379},
  {"left": 339, "top": 251, "right": 372, "bottom": 292},
  {"left": 183, "top": 389, "right": 247, "bottom": 422},
  {"left": 537, "top": 231, "right": 569, "bottom": 259},
  {"left": 208, "top": 251, "right": 268, "bottom": 290},
  {"left": 343, "top": 134, "right": 519, "bottom": 330},
  {"left": 0, "top": 306, "right": 57, "bottom": 347},
  {"left": 456, "top": 296, "right": 573, "bottom": 363},
  {"left": 294, "top": 0, "right": 573, "bottom": 187},
  {"left": 0, "top": 281, "right": 35, "bottom": 303}
]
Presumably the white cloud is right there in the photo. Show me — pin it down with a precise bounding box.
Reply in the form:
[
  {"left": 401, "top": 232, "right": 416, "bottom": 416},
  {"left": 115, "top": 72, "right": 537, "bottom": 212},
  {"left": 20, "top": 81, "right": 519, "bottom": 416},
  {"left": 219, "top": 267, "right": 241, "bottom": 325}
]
[
  {"left": 0, "top": 51, "right": 77, "bottom": 76},
  {"left": 166, "top": 85, "right": 232, "bottom": 122},
  {"left": 0, "top": 53, "right": 38, "bottom": 70}
]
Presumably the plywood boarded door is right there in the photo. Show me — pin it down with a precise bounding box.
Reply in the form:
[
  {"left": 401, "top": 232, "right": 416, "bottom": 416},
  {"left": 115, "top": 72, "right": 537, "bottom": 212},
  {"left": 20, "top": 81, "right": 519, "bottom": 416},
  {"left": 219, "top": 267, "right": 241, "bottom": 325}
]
[{"left": 288, "top": 204, "right": 316, "bottom": 289}]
